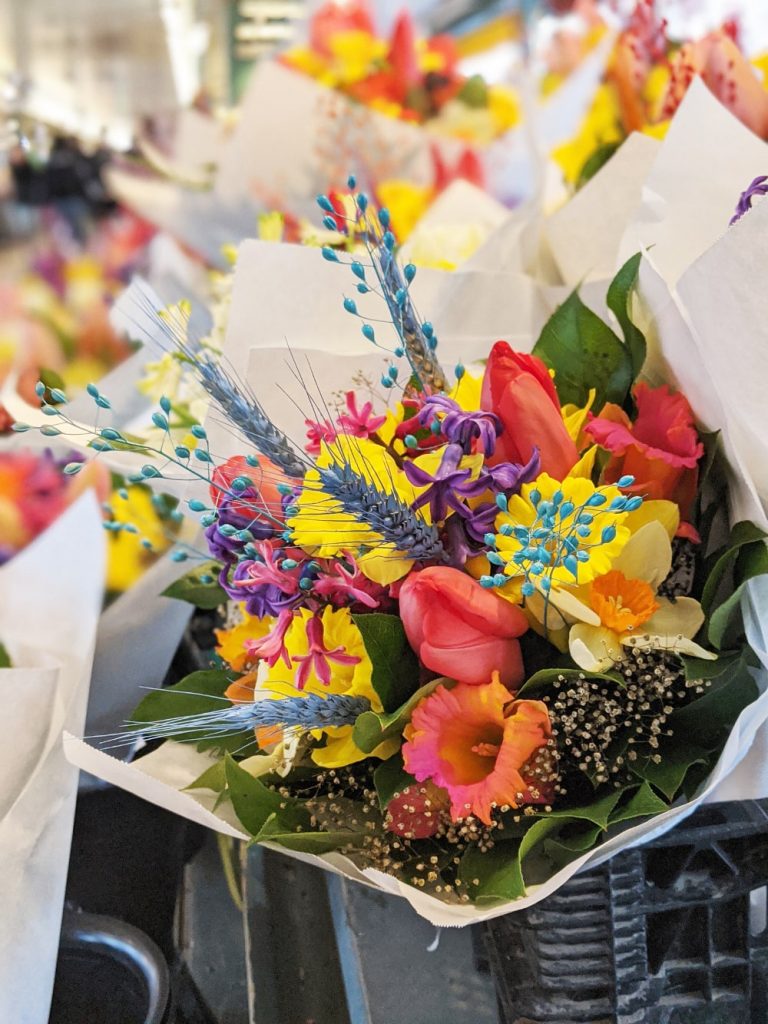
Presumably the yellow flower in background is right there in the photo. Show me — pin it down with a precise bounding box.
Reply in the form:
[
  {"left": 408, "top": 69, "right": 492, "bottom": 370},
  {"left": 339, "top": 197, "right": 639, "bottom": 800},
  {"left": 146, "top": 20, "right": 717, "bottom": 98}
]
[
  {"left": 488, "top": 84, "right": 520, "bottom": 133},
  {"left": 404, "top": 222, "right": 489, "bottom": 271},
  {"left": 376, "top": 179, "right": 434, "bottom": 241},
  {"left": 61, "top": 357, "right": 110, "bottom": 393},
  {"left": 257, "top": 211, "right": 285, "bottom": 242},
  {"left": 106, "top": 486, "right": 172, "bottom": 592},
  {"left": 325, "top": 30, "right": 387, "bottom": 85},
  {"left": 263, "top": 606, "right": 397, "bottom": 767},
  {"left": 283, "top": 46, "right": 329, "bottom": 81},
  {"left": 553, "top": 83, "right": 623, "bottom": 184}
]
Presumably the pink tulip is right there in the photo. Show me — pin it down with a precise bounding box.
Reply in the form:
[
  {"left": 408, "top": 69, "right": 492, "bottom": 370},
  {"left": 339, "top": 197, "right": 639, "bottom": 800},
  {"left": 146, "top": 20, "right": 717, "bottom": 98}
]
[{"left": 399, "top": 566, "right": 528, "bottom": 688}]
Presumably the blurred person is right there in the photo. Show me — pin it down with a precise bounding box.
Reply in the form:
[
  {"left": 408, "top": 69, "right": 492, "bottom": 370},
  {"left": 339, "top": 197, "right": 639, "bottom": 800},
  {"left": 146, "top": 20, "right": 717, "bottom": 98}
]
[{"left": 45, "top": 135, "right": 89, "bottom": 245}]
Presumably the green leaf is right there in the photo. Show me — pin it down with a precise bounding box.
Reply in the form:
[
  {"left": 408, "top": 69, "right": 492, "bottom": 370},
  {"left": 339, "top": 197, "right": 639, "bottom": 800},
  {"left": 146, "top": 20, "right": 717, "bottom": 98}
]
[
  {"left": 708, "top": 539, "right": 768, "bottom": 650},
  {"left": 225, "top": 756, "right": 309, "bottom": 836},
  {"left": 608, "top": 782, "right": 668, "bottom": 825},
  {"left": 517, "top": 666, "right": 623, "bottom": 699},
  {"left": 185, "top": 759, "right": 227, "bottom": 793},
  {"left": 373, "top": 752, "right": 416, "bottom": 810},
  {"left": 606, "top": 253, "right": 646, "bottom": 380},
  {"left": 352, "top": 613, "right": 420, "bottom": 712},
  {"left": 631, "top": 742, "right": 709, "bottom": 800},
  {"left": 352, "top": 678, "right": 442, "bottom": 754},
  {"left": 701, "top": 521, "right": 767, "bottom": 615},
  {"left": 162, "top": 560, "right": 227, "bottom": 610},
  {"left": 517, "top": 789, "right": 623, "bottom": 863},
  {"left": 533, "top": 289, "right": 634, "bottom": 410},
  {"left": 255, "top": 813, "right": 366, "bottom": 854},
  {"left": 576, "top": 140, "right": 621, "bottom": 190},
  {"left": 129, "top": 669, "right": 231, "bottom": 743},
  {"left": 459, "top": 844, "right": 526, "bottom": 903},
  {"left": 0, "top": 642, "right": 11, "bottom": 669},
  {"left": 669, "top": 649, "right": 758, "bottom": 750}
]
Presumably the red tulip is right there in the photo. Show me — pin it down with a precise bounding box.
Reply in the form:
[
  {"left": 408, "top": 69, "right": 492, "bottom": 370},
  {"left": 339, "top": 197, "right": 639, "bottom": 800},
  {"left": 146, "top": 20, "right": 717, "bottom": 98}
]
[
  {"left": 399, "top": 566, "right": 528, "bottom": 688},
  {"left": 481, "top": 341, "right": 578, "bottom": 479}
]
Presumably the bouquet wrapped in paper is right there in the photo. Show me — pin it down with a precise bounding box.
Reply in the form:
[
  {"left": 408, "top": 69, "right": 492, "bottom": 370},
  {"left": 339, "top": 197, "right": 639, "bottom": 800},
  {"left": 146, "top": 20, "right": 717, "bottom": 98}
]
[
  {"left": 554, "top": 0, "right": 768, "bottom": 187},
  {"left": 0, "top": 494, "right": 104, "bottom": 1020},
  {"left": 0, "top": 442, "right": 191, "bottom": 736},
  {"left": 49, "top": 165, "right": 768, "bottom": 925},
  {"left": 214, "top": 1, "right": 612, "bottom": 212}
]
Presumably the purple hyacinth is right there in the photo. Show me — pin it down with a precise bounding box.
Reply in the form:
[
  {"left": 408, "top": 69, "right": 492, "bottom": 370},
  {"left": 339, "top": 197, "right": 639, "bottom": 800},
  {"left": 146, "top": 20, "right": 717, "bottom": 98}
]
[
  {"left": 730, "top": 175, "right": 768, "bottom": 226},
  {"left": 403, "top": 444, "right": 489, "bottom": 522},
  {"left": 205, "top": 489, "right": 277, "bottom": 565},
  {"left": 482, "top": 449, "right": 540, "bottom": 493},
  {"left": 417, "top": 395, "right": 501, "bottom": 455}
]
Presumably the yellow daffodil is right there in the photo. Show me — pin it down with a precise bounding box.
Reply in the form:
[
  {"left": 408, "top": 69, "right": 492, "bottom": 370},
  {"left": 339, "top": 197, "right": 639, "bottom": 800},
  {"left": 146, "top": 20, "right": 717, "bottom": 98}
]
[
  {"left": 552, "top": 84, "right": 623, "bottom": 184},
  {"left": 263, "top": 606, "right": 398, "bottom": 767},
  {"left": 257, "top": 211, "right": 285, "bottom": 242},
  {"left": 495, "top": 473, "right": 631, "bottom": 591},
  {"left": 289, "top": 435, "right": 425, "bottom": 585},
  {"left": 404, "top": 222, "right": 490, "bottom": 270},
  {"left": 550, "top": 520, "right": 715, "bottom": 672},
  {"left": 488, "top": 84, "right": 520, "bottom": 133},
  {"left": 328, "top": 31, "right": 388, "bottom": 85},
  {"left": 106, "top": 486, "right": 172, "bottom": 592}
]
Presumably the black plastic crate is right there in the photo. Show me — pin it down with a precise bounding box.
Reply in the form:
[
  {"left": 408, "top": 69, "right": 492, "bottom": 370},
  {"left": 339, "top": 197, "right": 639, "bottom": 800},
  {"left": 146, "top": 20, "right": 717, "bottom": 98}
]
[{"left": 484, "top": 800, "right": 768, "bottom": 1024}]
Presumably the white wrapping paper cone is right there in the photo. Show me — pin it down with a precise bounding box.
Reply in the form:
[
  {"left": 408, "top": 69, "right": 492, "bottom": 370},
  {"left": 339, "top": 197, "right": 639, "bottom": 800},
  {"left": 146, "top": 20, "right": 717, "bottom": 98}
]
[
  {"left": 618, "top": 78, "right": 768, "bottom": 285},
  {"left": 0, "top": 494, "right": 104, "bottom": 1022}
]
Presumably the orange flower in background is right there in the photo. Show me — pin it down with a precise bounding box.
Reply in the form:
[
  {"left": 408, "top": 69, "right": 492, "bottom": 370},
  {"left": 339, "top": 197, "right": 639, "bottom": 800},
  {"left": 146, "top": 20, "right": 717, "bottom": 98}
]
[
  {"left": 398, "top": 566, "right": 528, "bottom": 688},
  {"left": 402, "top": 674, "right": 552, "bottom": 825},
  {"left": 663, "top": 30, "right": 768, "bottom": 140},
  {"left": 481, "top": 341, "right": 579, "bottom": 480},
  {"left": 309, "top": 0, "right": 375, "bottom": 58},
  {"left": 586, "top": 382, "right": 703, "bottom": 536}
]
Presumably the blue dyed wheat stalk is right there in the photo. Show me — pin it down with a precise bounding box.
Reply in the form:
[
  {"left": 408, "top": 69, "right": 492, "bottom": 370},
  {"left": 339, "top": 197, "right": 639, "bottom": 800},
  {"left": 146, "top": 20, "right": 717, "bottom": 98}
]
[
  {"left": 196, "top": 358, "right": 307, "bottom": 479},
  {"left": 317, "top": 462, "right": 446, "bottom": 562},
  {"left": 373, "top": 242, "right": 447, "bottom": 394},
  {"left": 101, "top": 693, "right": 372, "bottom": 750}
]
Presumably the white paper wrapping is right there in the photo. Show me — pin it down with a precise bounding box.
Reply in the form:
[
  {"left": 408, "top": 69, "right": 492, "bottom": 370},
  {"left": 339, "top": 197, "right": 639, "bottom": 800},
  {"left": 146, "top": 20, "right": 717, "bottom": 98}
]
[{"left": 0, "top": 494, "right": 104, "bottom": 1021}]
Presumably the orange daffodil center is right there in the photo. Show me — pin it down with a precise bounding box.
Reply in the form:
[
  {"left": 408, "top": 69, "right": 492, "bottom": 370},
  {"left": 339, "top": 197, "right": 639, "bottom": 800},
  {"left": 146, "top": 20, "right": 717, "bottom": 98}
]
[{"left": 589, "top": 571, "right": 659, "bottom": 633}]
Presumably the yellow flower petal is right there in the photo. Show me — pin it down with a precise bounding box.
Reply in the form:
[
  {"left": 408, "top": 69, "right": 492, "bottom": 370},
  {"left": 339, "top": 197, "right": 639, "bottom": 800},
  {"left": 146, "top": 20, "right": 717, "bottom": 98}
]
[
  {"left": 569, "top": 623, "right": 623, "bottom": 672},
  {"left": 641, "top": 596, "right": 705, "bottom": 642},
  {"left": 613, "top": 521, "right": 672, "bottom": 591},
  {"left": 624, "top": 499, "right": 679, "bottom": 540}
]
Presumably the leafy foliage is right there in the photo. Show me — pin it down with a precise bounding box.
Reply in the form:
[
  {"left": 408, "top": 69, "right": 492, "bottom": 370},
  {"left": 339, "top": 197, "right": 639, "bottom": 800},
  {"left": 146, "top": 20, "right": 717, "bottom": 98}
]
[
  {"left": 352, "top": 612, "right": 420, "bottom": 712},
  {"left": 162, "top": 561, "right": 227, "bottom": 609}
]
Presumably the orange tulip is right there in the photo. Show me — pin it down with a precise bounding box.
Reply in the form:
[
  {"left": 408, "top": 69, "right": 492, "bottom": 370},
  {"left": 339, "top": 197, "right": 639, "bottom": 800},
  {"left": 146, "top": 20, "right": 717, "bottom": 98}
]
[{"left": 481, "top": 341, "right": 578, "bottom": 479}]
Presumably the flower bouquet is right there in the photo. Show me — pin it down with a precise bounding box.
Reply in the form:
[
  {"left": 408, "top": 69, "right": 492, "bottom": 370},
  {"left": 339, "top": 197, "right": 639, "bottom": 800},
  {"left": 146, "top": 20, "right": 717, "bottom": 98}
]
[
  {"left": 0, "top": 493, "right": 104, "bottom": 1021},
  {"left": 0, "top": 438, "right": 191, "bottom": 736},
  {"left": 51, "top": 179, "right": 768, "bottom": 924},
  {"left": 554, "top": 0, "right": 768, "bottom": 187}
]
